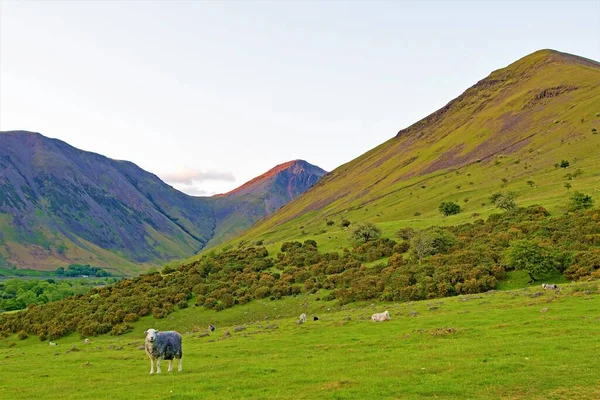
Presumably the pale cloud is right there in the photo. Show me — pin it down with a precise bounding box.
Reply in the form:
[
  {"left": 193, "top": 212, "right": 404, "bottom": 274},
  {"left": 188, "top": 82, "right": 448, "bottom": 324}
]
[
  {"left": 178, "top": 186, "right": 214, "bottom": 197},
  {"left": 160, "top": 168, "right": 235, "bottom": 185}
]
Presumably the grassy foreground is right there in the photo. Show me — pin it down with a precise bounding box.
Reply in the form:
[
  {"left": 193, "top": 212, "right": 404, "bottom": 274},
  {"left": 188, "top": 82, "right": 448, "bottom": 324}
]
[{"left": 1, "top": 281, "right": 599, "bottom": 400}]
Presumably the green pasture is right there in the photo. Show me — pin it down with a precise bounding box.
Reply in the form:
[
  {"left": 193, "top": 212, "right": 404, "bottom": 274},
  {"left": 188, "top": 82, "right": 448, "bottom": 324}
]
[{"left": 1, "top": 281, "right": 599, "bottom": 399}]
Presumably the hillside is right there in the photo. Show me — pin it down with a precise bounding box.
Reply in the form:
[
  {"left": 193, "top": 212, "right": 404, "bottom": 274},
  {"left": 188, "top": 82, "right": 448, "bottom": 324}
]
[
  {"left": 225, "top": 49, "right": 600, "bottom": 252},
  {"left": 0, "top": 132, "right": 326, "bottom": 274}
]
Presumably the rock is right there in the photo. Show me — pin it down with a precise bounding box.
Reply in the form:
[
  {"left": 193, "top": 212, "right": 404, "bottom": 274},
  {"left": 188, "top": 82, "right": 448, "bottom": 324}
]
[
  {"left": 198, "top": 332, "right": 210, "bottom": 338},
  {"left": 222, "top": 331, "right": 231, "bottom": 338},
  {"left": 409, "top": 311, "right": 419, "bottom": 317},
  {"left": 234, "top": 326, "right": 246, "bottom": 332},
  {"left": 343, "top": 316, "right": 352, "bottom": 321},
  {"left": 265, "top": 324, "right": 279, "bottom": 330},
  {"left": 429, "top": 307, "right": 439, "bottom": 311}
]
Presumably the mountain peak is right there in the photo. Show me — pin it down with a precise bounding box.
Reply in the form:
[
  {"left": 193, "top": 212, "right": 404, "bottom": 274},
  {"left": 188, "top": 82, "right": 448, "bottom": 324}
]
[{"left": 214, "top": 160, "right": 326, "bottom": 197}]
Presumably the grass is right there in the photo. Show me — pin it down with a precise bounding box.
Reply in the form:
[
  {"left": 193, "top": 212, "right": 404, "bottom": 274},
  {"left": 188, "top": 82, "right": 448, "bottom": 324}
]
[{"left": 1, "top": 280, "right": 599, "bottom": 399}]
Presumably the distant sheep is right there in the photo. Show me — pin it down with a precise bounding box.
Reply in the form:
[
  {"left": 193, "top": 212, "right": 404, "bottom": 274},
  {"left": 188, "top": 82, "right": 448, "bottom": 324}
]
[
  {"left": 371, "top": 311, "right": 391, "bottom": 322},
  {"left": 208, "top": 324, "right": 215, "bottom": 332},
  {"left": 49, "top": 342, "right": 57, "bottom": 346},
  {"left": 144, "top": 329, "right": 183, "bottom": 374},
  {"left": 542, "top": 283, "right": 558, "bottom": 290},
  {"left": 299, "top": 313, "right": 307, "bottom": 324},
  {"left": 84, "top": 338, "right": 90, "bottom": 344},
  {"left": 313, "top": 316, "right": 319, "bottom": 321}
]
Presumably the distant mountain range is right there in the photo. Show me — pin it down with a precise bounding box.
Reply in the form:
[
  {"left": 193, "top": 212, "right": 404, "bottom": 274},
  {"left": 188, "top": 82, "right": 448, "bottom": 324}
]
[
  {"left": 0, "top": 131, "right": 326, "bottom": 274},
  {"left": 227, "top": 49, "right": 600, "bottom": 250}
]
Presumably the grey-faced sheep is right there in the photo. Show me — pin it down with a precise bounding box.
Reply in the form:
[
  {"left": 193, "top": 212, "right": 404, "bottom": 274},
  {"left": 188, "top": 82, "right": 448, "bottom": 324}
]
[
  {"left": 144, "top": 329, "right": 183, "bottom": 374},
  {"left": 299, "top": 313, "right": 307, "bottom": 324},
  {"left": 541, "top": 283, "right": 558, "bottom": 290},
  {"left": 371, "top": 311, "right": 391, "bottom": 322}
]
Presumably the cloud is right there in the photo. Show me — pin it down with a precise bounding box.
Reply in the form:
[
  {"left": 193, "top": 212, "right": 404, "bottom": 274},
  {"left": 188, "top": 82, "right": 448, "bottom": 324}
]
[
  {"left": 160, "top": 168, "right": 235, "bottom": 185},
  {"left": 179, "top": 186, "right": 214, "bottom": 197}
]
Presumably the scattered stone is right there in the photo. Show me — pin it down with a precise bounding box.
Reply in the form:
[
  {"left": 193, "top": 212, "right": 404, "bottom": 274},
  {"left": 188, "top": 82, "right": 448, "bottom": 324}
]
[
  {"left": 530, "top": 292, "right": 544, "bottom": 298},
  {"left": 460, "top": 297, "right": 469, "bottom": 302},
  {"left": 70, "top": 346, "right": 81, "bottom": 352},
  {"left": 429, "top": 307, "right": 439, "bottom": 311},
  {"left": 198, "top": 332, "right": 210, "bottom": 338},
  {"left": 265, "top": 324, "right": 279, "bottom": 330},
  {"left": 234, "top": 326, "right": 246, "bottom": 332},
  {"left": 207, "top": 340, "right": 215, "bottom": 343},
  {"left": 540, "top": 308, "right": 549, "bottom": 313},
  {"left": 137, "top": 345, "right": 145, "bottom": 350},
  {"left": 409, "top": 311, "right": 419, "bottom": 317},
  {"left": 222, "top": 331, "right": 231, "bottom": 338},
  {"left": 429, "top": 327, "right": 457, "bottom": 336},
  {"left": 343, "top": 316, "right": 352, "bottom": 321}
]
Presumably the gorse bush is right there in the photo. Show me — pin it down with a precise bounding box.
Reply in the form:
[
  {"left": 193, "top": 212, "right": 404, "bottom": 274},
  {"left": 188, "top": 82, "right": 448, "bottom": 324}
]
[{"left": 1, "top": 206, "right": 600, "bottom": 340}]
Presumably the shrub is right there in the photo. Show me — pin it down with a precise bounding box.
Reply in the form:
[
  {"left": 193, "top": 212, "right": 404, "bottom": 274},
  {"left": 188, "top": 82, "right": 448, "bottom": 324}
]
[
  {"left": 560, "top": 160, "right": 570, "bottom": 168},
  {"left": 350, "top": 223, "right": 382, "bottom": 244},
  {"left": 490, "top": 192, "right": 517, "bottom": 212},
  {"left": 439, "top": 202, "right": 461, "bottom": 216},
  {"left": 17, "top": 330, "right": 28, "bottom": 340},
  {"left": 569, "top": 191, "right": 594, "bottom": 211}
]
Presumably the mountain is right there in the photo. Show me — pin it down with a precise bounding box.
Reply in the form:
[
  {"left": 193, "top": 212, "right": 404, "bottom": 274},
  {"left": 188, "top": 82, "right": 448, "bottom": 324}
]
[
  {"left": 210, "top": 160, "right": 327, "bottom": 246},
  {"left": 0, "top": 131, "right": 326, "bottom": 274},
  {"left": 222, "top": 49, "right": 600, "bottom": 251}
]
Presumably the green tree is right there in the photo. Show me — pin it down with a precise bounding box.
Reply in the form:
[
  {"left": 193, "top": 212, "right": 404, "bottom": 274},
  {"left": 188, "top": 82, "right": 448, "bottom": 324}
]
[
  {"left": 505, "top": 240, "right": 557, "bottom": 282},
  {"left": 490, "top": 192, "right": 517, "bottom": 212},
  {"left": 350, "top": 223, "right": 381, "bottom": 244},
  {"left": 340, "top": 218, "right": 351, "bottom": 228},
  {"left": 438, "top": 201, "right": 461, "bottom": 216},
  {"left": 560, "top": 160, "right": 570, "bottom": 168},
  {"left": 564, "top": 182, "right": 572, "bottom": 191},
  {"left": 569, "top": 191, "right": 594, "bottom": 211}
]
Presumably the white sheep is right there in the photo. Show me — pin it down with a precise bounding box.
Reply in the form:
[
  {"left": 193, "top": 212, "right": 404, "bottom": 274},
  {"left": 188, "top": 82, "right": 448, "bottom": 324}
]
[{"left": 371, "top": 311, "right": 391, "bottom": 322}]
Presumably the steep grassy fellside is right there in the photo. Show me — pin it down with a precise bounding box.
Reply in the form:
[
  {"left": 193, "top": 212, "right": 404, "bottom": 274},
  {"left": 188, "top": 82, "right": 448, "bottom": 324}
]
[
  {"left": 220, "top": 49, "right": 600, "bottom": 255},
  {"left": 1, "top": 282, "right": 599, "bottom": 399}
]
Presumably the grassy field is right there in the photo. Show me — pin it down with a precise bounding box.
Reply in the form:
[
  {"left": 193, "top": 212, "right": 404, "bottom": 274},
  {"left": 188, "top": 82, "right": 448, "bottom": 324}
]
[{"left": 1, "top": 280, "right": 599, "bottom": 399}]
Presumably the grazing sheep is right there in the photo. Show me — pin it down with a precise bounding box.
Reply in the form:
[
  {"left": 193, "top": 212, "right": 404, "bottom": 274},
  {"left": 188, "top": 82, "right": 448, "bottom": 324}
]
[
  {"left": 49, "top": 342, "right": 57, "bottom": 346},
  {"left": 208, "top": 324, "right": 215, "bottom": 332},
  {"left": 542, "top": 283, "right": 558, "bottom": 290},
  {"left": 371, "top": 311, "right": 391, "bottom": 322},
  {"left": 144, "top": 329, "right": 183, "bottom": 374},
  {"left": 299, "top": 313, "right": 307, "bottom": 324},
  {"left": 84, "top": 338, "right": 90, "bottom": 344},
  {"left": 313, "top": 316, "right": 319, "bottom": 321}
]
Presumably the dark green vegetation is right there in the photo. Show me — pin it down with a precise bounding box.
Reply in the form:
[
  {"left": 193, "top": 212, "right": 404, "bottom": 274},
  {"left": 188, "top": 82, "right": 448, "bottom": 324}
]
[
  {"left": 2, "top": 204, "right": 599, "bottom": 341},
  {"left": 0, "top": 132, "right": 325, "bottom": 274},
  {"left": 0, "top": 277, "right": 117, "bottom": 311},
  {"left": 1, "top": 282, "right": 599, "bottom": 399},
  {"left": 223, "top": 50, "right": 600, "bottom": 255}
]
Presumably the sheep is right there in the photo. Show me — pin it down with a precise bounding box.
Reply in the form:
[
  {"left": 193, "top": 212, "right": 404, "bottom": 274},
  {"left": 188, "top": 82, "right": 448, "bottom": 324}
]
[
  {"left": 208, "top": 324, "right": 215, "bottom": 332},
  {"left": 313, "top": 316, "right": 319, "bottom": 321},
  {"left": 299, "top": 313, "right": 307, "bottom": 324},
  {"left": 144, "top": 329, "right": 183, "bottom": 374},
  {"left": 542, "top": 283, "right": 558, "bottom": 290},
  {"left": 371, "top": 311, "right": 391, "bottom": 322},
  {"left": 49, "top": 342, "right": 57, "bottom": 346},
  {"left": 84, "top": 338, "right": 90, "bottom": 344}
]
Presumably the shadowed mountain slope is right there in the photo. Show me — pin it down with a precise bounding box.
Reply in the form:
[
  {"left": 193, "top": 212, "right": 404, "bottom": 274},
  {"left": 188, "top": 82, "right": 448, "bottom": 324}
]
[{"left": 0, "top": 132, "right": 325, "bottom": 274}]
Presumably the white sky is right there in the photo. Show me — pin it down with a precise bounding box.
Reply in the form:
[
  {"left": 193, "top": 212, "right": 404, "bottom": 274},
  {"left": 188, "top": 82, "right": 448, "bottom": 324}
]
[{"left": 1, "top": 0, "right": 599, "bottom": 196}]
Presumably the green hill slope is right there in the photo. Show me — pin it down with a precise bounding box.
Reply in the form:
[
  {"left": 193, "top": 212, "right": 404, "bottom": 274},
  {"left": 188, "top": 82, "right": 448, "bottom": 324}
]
[{"left": 226, "top": 49, "right": 600, "bottom": 253}]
